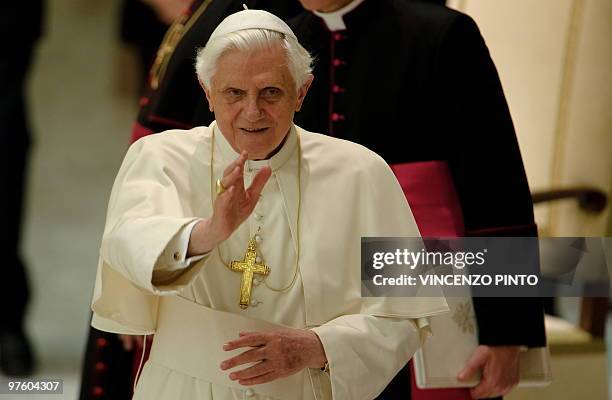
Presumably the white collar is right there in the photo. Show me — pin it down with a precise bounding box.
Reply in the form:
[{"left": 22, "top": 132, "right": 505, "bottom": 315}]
[{"left": 313, "top": 0, "right": 366, "bottom": 31}]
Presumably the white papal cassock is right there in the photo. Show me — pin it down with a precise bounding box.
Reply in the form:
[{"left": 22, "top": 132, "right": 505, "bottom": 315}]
[{"left": 90, "top": 121, "right": 448, "bottom": 400}]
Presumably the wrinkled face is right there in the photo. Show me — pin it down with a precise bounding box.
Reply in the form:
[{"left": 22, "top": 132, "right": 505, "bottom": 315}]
[
  {"left": 204, "top": 45, "right": 312, "bottom": 160},
  {"left": 298, "top": 0, "right": 354, "bottom": 12}
]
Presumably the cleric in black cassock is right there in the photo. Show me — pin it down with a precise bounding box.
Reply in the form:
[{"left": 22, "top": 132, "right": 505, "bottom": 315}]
[{"left": 290, "top": 0, "right": 545, "bottom": 398}]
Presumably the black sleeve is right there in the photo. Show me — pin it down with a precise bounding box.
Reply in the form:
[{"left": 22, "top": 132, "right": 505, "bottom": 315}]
[{"left": 436, "top": 13, "right": 546, "bottom": 347}]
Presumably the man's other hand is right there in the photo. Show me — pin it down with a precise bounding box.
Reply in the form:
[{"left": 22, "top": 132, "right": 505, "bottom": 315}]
[
  {"left": 220, "top": 329, "right": 327, "bottom": 385},
  {"left": 457, "top": 345, "right": 520, "bottom": 399}
]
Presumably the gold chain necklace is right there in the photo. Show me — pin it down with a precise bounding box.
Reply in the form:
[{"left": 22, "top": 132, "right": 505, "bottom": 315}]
[{"left": 209, "top": 128, "right": 302, "bottom": 295}]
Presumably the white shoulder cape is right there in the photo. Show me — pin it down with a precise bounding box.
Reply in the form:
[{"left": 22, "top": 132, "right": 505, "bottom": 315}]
[{"left": 91, "top": 123, "right": 448, "bottom": 334}]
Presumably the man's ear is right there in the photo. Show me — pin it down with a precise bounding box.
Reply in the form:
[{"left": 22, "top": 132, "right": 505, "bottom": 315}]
[
  {"left": 199, "top": 79, "right": 214, "bottom": 112},
  {"left": 295, "top": 74, "right": 314, "bottom": 112}
]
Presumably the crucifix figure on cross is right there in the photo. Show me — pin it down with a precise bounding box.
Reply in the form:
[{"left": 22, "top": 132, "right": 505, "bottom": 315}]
[{"left": 229, "top": 236, "right": 270, "bottom": 309}]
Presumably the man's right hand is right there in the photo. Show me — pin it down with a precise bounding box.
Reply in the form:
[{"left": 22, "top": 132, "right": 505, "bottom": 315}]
[
  {"left": 187, "top": 151, "right": 271, "bottom": 256},
  {"left": 457, "top": 345, "right": 521, "bottom": 399}
]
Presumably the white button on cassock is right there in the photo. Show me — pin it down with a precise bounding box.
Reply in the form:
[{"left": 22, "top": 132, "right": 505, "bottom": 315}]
[
  {"left": 254, "top": 234, "right": 262, "bottom": 243},
  {"left": 245, "top": 388, "right": 255, "bottom": 397}
]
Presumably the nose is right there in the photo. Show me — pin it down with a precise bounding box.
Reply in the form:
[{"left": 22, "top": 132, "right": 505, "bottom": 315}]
[{"left": 243, "top": 94, "right": 264, "bottom": 122}]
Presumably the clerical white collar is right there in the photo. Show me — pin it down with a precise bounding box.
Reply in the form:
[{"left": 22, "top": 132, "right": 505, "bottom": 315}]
[
  {"left": 211, "top": 121, "right": 298, "bottom": 172},
  {"left": 313, "top": 0, "right": 366, "bottom": 31}
]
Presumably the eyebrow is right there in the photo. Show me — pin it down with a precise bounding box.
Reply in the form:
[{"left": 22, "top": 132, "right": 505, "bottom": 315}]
[{"left": 218, "top": 80, "right": 286, "bottom": 89}]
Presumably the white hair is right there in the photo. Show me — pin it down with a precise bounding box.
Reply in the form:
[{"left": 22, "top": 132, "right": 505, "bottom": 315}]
[{"left": 195, "top": 29, "right": 313, "bottom": 90}]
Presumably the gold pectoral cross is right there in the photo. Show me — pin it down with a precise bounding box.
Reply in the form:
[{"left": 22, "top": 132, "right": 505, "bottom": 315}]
[{"left": 229, "top": 237, "right": 270, "bottom": 309}]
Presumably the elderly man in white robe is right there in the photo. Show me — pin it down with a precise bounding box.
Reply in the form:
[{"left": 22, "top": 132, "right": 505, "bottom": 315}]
[{"left": 90, "top": 8, "right": 447, "bottom": 400}]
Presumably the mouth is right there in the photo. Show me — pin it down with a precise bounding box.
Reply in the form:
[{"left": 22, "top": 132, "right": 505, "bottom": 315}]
[{"left": 240, "top": 127, "right": 269, "bottom": 134}]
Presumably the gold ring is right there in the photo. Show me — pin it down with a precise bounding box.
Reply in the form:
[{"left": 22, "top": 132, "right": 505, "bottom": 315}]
[{"left": 216, "top": 178, "right": 227, "bottom": 195}]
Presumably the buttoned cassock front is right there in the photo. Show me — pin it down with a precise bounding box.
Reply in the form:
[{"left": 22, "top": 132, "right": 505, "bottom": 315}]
[{"left": 91, "top": 122, "right": 447, "bottom": 399}]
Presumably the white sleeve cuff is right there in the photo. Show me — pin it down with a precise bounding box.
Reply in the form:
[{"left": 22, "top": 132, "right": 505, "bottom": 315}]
[
  {"left": 160, "top": 219, "right": 209, "bottom": 271},
  {"left": 311, "top": 315, "right": 421, "bottom": 400}
]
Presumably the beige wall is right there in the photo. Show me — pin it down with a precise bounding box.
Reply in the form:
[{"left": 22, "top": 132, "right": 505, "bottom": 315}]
[{"left": 447, "top": 0, "right": 612, "bottom": 236}]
